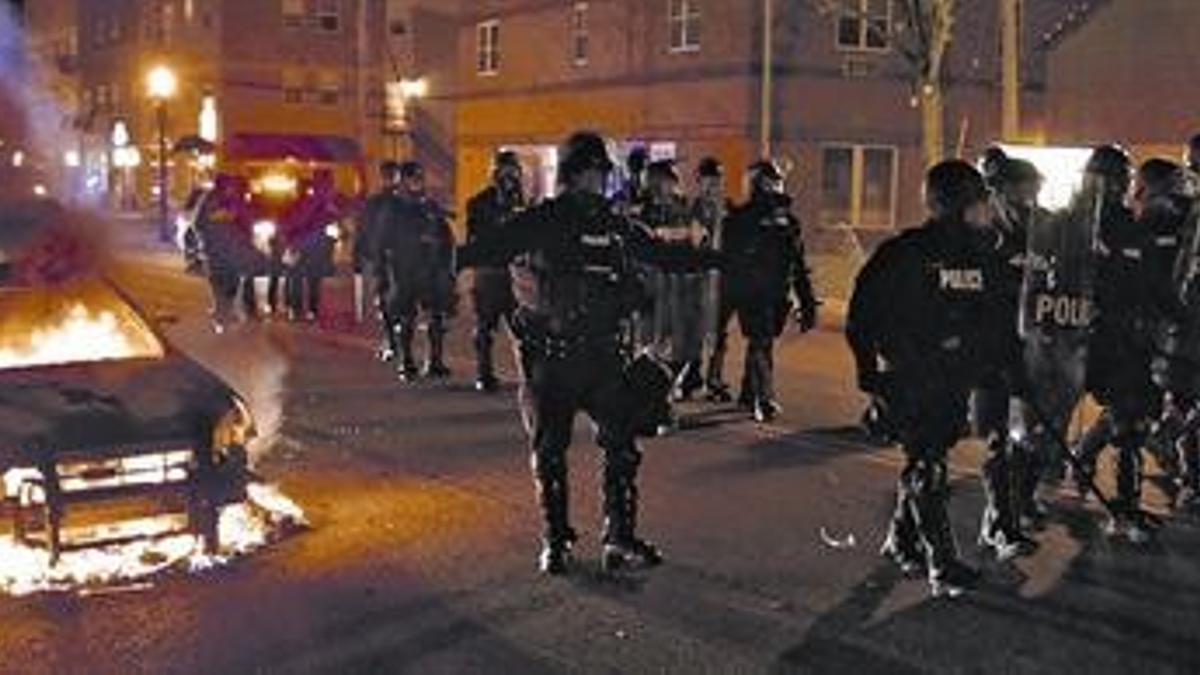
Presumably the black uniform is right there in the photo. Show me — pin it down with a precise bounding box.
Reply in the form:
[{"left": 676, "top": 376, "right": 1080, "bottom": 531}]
[
  {"left": 464, "top": 185, "right": 524, "bottom": 388},
  {"left": 848, "top": 214, "right": 1010, "bottom": 592},
  {"left": 460, "top": 188, "right": 713, "bottom": 572},
  {"left": 1076, "top": 199, "right": 1159, "bottom": 522},
  {"left": 972, "top": 195, "right": 1036, "bottom": 554},
  {"left": 722, "top": 192, "right": 818, "bottom": 419},
  {"left": 357, "top": 187, "right": 401, "bottom": 357},
  {"left": 380, "top": 192, "right": 456, "bottom": 376}
]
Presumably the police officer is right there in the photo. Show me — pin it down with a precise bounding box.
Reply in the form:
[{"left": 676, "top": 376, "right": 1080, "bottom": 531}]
[
  {"left": 638, "top": 159, "right": 708, "bottom": 402},
  {"left": 358, "top": 160, "right": 403, "bottom": 360},
  {"left": 692, "top": 157, "right": 738, "bottom": 402},
  {"left": 458, "top": 131, "right": 716, "bottom": 575},
  {"left": 1072, "top": 145, "right": 1159, "bottom": 543},
  {"left": 848, "top": 160, "right": 1007, "bottom": 597},
  {"left": 381, "top": 161, "right": 457, "bottom": 381},
  {"left": 722, "top": 160, "right": 819, "bottom": 422},
  {"left": 195, "top": 174, "right": 254, "bottom": 334},
  {"left": 974, "top": 157, "right": 1044, "bottom": 561},
  {"left": 463, "top": 150, "right": 526, "bottom": 392}
]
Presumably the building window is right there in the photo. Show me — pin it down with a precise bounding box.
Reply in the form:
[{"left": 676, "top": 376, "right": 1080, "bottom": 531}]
[
  {"left": 313, "top": 0, "right": 340, "bottom": 32},
  {"left": 282, "top": 69, "right": 305, "bottom": 104},
  {"left": 282, "top": 0, "right": 304, "bottom": 28},
  {"left": 668, "top": 0, "right": 700, "bottom": 53},
  {"left": 820, "top": 144, "right": 897, "bottom": 228},
  {"left": 570, "top": 3, "right": 589, "bottom": 66},
  {"left": 316, "top": 70, "right": 341, "bottom": 105},
  {"left": 477, "top": 20, "right": 500, "bottom": 75},
  {"left": 837, "top": 0, "right": 890, "bottom": 51}
]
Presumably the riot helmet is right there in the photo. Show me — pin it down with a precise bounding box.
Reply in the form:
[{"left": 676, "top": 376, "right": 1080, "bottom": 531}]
[{"left": 924, "top": 159, "right": 989, "bottom": 225}]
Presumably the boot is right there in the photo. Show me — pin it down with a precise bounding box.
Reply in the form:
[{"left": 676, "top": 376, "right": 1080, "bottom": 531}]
[
  {"left": 979, "top": 443, "right": 1037, "bottom": 561},
  {"left": 704, "top": 341, "right": 733, "bottom": 402},
  {"left": 424, "top": 321, "right": 451, "bottom": 379},
  {"left": 474, "top": 323, "right": 499, "bottom": 392},
  {"left": 601, "top": 451, "right": 662, "bottom": 572},
  {"left": 1073, "top": 412, "right": 1113, "bottom": 500},
  {"left": 881, "top": 490, "right": 925, "bottom": 577},
  {"left": 396, "top": 321, "right": 418, "bottom": 382},
  {"left": 1107, "top": 443, "right": 1153, "bottom": 545},
  {"left": 534, "top": 455, "right": 576, "bottom": 575},
  {"left": 911, "top": 466, "right": 978, "bottom": 597}
]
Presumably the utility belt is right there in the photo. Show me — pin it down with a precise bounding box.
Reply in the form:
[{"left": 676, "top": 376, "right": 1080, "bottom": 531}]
[{"left": 513, "top": 313, "right": 620, "bottom": 360}]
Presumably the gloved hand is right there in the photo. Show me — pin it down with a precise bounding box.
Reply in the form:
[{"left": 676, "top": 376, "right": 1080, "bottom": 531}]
[{"left": 857, "top": 369, "right": 884, "bottom": 395}]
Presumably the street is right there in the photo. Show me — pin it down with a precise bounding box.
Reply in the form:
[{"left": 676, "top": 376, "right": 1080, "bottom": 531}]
[{"left": 0, "top": 226, "right": 1196, "bottom": 675}]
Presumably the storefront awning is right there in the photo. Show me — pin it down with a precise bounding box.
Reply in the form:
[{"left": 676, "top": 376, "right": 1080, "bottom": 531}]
[{"left": 224, "top": 133, "right": 364, "bottom": 163}]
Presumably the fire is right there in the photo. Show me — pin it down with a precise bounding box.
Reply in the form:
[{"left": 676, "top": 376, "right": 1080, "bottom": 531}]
[
  {"left": 0, "top": 302, "right": 164, "bottom": 370},
  {"left": 0, "top": 483, "right": 306, "bottom": 597}
]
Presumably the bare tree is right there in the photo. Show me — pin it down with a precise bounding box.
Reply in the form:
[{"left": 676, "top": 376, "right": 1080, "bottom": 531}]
[{"left": 811, "top": 0, "right": 957, "bottom": 167}]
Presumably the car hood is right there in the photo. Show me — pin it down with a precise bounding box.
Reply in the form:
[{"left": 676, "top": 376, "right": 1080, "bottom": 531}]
[{"left": 0, "top": 352, "right": 238, "bottom": 468}]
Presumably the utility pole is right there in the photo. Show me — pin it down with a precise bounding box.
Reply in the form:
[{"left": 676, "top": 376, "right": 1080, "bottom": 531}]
[
  {"left": 760, "top": 0, "right": 773, "bottom": 159},
  {"left": 1000, "top": 0, "right": 1021, "bottom": 141}
]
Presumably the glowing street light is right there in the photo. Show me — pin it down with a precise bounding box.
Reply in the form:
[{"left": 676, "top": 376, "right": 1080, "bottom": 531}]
[
  {"left": 146, "top": 65, "right": 178, "bottom": 242},
  {"left": 399, "top": 77, "right": 428, "bottom": 100}
]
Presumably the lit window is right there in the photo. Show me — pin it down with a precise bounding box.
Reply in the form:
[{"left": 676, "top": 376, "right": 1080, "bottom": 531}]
[
  {"left": 477, "top": 19, "right": 500, "bottom": 75},
  {"left": 282, "top": 0, "right": 304, "bottom": 28},
  {"left": 317, "top": 70, "right": 341, "bottom": 105},
  {"left": 571, "top": 3, "right": 589, "bottom": 66},
  {"left": 820, "top": 144, "right": 897, "bottom": 229},
  {"left": 282, "top": 69, "right": 305, "bottom": 104},
  {"left": 837, "top": 0, "right": 890, "bottom": 51},
  {"left": 668, "top": 0, "right": 700, "bottom": 53}
]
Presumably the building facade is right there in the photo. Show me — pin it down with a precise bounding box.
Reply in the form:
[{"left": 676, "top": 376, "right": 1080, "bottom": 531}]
[
  {"left": 23, "top": 0, "right": 458, "bottom": 206},
  {"left": 451, "top": 0, "right": 1077, "bottom": 246}
]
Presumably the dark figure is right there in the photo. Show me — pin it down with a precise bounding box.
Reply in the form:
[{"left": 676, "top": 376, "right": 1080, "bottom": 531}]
[
  {"left": 457, "top": 131, "right": 718, "bottom": 575},
  {"left": 721, "top": 160, "right": 819, "bottom": 423},
  {"left": 358, "top": 160, "right": 404, "bottom": 360},
  {"left": 1071, "top": 145, "right": 1160, "bottom": 544},
  {"left": 195, "top": 174, "right": 254, "bottom": 333},
  {"left": 615, "top": 146, "right": 649, "bottom": 216},
  {"left": 637, "top": 159, "right": 708, "bottom": 404},
  {"left": 463, "top": 150, "right": 526, "bottom": 393},
  {"left": 282, "top": 170, "right": 342, "bottom": 322},
  {"left": 848, "top": 160, "right": 1011, "bottom": 597},
  {"left": 973, "top": 157, "right": 1044, "bottom": 561},
  {"left": 692, "top": 157, "right": 736, "bottom": 402},
  {"left": 380, "top": 161, "right": 457, "bottom": 381}
]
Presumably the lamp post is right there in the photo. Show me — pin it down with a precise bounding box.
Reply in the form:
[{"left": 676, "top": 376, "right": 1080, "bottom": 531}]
[
  {"left": 760, "top": 0, "right": 774, "bottom": 159},
  {"left": 146, "top": 65, "right": 178, "bottom": 243}
]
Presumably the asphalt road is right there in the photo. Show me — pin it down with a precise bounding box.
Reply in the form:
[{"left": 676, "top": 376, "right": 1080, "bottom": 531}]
[{"left": 1, "top": 233, "right": 1199, "bottom": 674}]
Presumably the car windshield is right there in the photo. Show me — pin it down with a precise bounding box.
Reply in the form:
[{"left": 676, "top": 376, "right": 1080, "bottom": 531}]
[{"left": 0, "top": 279, "right": 165, "bottom": 370}]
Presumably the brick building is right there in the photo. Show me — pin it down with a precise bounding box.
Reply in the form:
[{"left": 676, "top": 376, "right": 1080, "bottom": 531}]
[
  {"left": 1044, "top": 0, "right": 1198, "bottom": 160},
  {"left": 22, "top": 0, "right": 458, "bottom": 206},
  {"left": 450, "top": 0, "right": 1082, "bottom": 244}
]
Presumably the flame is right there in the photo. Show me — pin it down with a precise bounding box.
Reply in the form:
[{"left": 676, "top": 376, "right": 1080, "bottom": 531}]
[
  {"left": 0, "top": 483, "right": 306, "bottom": 597},
  {"left": 0, "top": 302, "right": 164, "bottom": 369}
]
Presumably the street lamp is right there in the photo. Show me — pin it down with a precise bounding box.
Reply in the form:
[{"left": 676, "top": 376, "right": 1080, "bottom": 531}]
[{"left": 146, "top": 65, "right": 178, "bottom": 242}]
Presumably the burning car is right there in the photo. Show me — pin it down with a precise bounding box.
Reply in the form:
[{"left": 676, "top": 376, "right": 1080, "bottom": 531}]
[{"left": 0, "top": 276, "right": 256, "bottom": 564}]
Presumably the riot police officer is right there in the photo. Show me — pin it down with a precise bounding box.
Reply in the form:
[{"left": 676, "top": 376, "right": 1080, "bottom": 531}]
[
  {"left": 380, "top": 161, "right": 456, "bottom": 381},
  {"left": 463, "top": 150, "right": 526, "bottom": 392},
  {"left": 458, "top": 131, "right": 716, "bottom": 575},
  {"left": 722, "top": 160, "right": 819, "bottom": 422},
  {"left": 1072, "top": 145, "right": 1159, "bottom": 543},
  {"left": 848, "top": 160, "right": 1007, "bottom": 597},
  {"left": 358, "top": 160, "right": 403, "bottom": 360},
  {"left": 974, "top": 157, "right": 1044, "bottom": 561},
  {"left": 692, "top": 157, "right": 737, "bottom": 402}
]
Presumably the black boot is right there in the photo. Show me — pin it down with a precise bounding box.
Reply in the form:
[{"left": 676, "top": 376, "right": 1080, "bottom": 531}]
[
  {"left": 704, "top": 343, "right": 733, "bottom": 403},
  {"left": 534, "top": 452, "right": 576, "bottom": 575},
  {"left": 396, "top": 321, "right": 418, "bottom": 382},
  {"left": 424, "top": 319, "right": 451, "bottom": 379},
  {"left": 979, "top": 441, "right": 1037, "bottom": 561},
  {"left": 910, "top": 462, "right": 978, "bottom": 597},
  {"left": 1073, "top": 412, "right": 1113, "bottom": 500},
  {"left": 474, "top": 322, "right": 500, "bottom": 392},
  {"left": 601, "top": 448, "right": 662, "bottom": 572},
  {"left": 881, "top": 487, "right": 925, "bottom": 577},
  {"left": 1107, "top": 442, "right": 1152, "bottom": 545}
]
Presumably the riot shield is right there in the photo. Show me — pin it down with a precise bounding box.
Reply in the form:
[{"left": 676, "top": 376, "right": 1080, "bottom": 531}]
[{"left": 1016, "top": 191, "right": 1102, "bottom": 437}]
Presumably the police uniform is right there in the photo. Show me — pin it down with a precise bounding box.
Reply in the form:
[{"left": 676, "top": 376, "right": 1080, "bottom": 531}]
[
  {"left": 380, "top": 185, "right": 456, "bottom": 379},
  {"left": 848, "top": 161, "right": 1005, "bottom": 595},
  {"left": 458, "top": 133, "right": 716, "bottom": 574},
  {"left": 464, "top": 181, "right": 524, "bottom": 391},
  {"left": 357, "top": 180, "right": 401, "bottom": 358},
  {"left": 722, "top": 183, "right": 818, "bottom": 421}
]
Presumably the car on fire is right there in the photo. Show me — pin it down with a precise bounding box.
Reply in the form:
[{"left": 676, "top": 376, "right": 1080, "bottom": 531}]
[{"left": 0, "top": 254, "right": 256, "bottom": 563}]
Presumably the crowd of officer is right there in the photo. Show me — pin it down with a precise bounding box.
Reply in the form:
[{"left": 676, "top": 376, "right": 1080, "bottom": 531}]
[{"left": 849, "top": 134, "right": 1200, "bottom": 597}]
